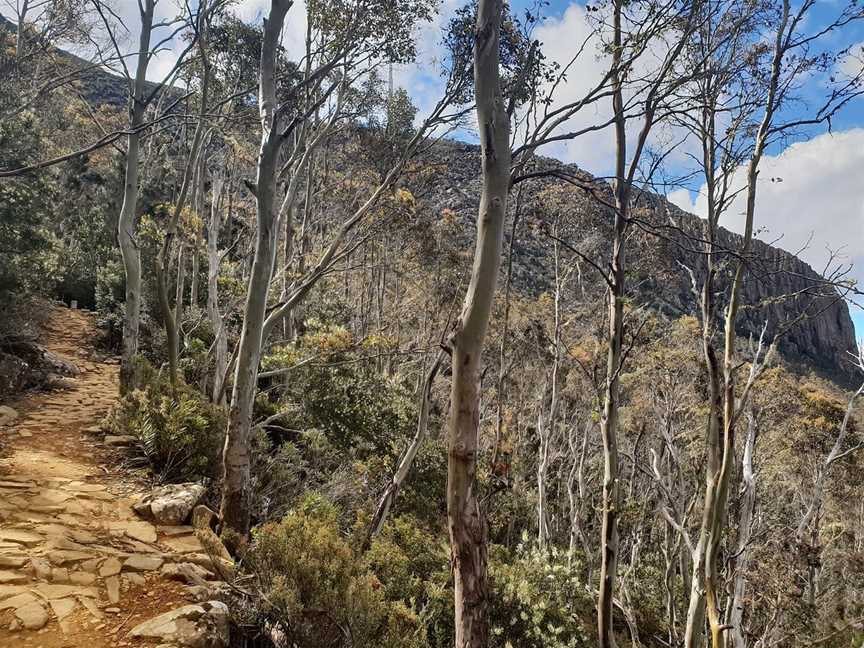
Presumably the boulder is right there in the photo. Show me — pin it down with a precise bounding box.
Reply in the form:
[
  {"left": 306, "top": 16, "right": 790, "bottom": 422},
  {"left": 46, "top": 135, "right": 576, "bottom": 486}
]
[
  {"left": 42, "top": 350, "right": 80, "bottom": 376},
  {"left": 0, "top": 406, "right": 18, "bottom": 427},
  {"left": 134, "top": 484, "right": 206, "bottom": 526},
  {"left": 129, "top": 601, "right": 229, "bottom": 648}
]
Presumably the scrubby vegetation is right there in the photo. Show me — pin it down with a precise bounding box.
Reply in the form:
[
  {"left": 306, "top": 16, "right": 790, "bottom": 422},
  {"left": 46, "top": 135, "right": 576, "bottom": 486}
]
[{"left": 4, "top": 1, "right": 864, "bottom": 647}]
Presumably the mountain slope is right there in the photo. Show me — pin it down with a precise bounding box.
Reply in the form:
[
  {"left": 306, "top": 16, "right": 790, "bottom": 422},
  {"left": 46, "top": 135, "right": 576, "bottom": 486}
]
[{"left": 404, "top": 139, "right": 857, "bottom": 383}]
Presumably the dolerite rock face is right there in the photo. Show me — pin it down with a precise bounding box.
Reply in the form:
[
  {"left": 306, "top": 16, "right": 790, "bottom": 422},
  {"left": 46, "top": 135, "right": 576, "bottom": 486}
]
[{"left": 406, "top": 140, "right": 857, "bottom": 384}]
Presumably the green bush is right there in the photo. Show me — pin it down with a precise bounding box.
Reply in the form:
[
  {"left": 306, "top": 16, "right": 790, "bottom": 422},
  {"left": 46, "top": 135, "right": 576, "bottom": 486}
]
[
  {"left": 106, "top": 358, "right": 226, "bottom": 482},
  {"left": 488, "top": 540, "right": 594, "bottom": 648},
  {"left": 242, "top": 496, "right": 428, "bottom": 648}
]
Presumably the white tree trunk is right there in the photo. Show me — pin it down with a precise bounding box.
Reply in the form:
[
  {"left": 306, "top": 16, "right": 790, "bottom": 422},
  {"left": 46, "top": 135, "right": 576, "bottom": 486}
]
[
  {"left": 118, "top": 0, "right": 155, "bottom": 393},
  {"left": 727, "top": 410, "right": 758, "bottom": 648},
  {"left": 219, "top": 0, "right": 291, "bottom": 538},
  {"left": 207, "top": 175, "right": 227, "bottom": 404},
  {"left": 447, "top": 1, "right": 510, "bottom": 644}
]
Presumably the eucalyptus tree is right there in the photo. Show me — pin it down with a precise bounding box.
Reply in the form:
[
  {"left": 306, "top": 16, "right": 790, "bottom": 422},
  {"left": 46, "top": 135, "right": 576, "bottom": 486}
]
[
  {"left": 669, "top": 2, "right": 864, "bottom": 645},
  {"left": 563, "top": 3, "right": 704, "bottom": 644},
  {"left": 218, "top": 0, "right": 457, "bottom": 538},
  {"left": 154, "top": 0, "right": 221, "bottom": 388},
  {"left": 445, "top": 1, "right": 511, "bottom": 643},
  {"left": 89, "top": 0, "right": 202, "bottom": 392}
]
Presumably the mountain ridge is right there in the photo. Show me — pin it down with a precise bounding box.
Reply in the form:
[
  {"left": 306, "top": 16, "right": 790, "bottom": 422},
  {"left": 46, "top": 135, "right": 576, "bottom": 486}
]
[{"left": 403, "top": 139, "right": 858, "bottom": 384}]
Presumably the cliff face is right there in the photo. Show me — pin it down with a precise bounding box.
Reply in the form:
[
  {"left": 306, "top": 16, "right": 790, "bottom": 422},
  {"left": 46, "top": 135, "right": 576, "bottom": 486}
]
[{"left": 405, "top": 139, "right": 857, "bottom": 384}]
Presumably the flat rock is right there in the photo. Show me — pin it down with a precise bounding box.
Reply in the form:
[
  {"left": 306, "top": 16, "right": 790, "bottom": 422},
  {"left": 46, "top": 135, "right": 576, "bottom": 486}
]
[
  {"left": 65, "top": 481, "right": 107, "bottom": 492},
  {"left": 99, "top": 557, "right": 122, "bottom": 577},
  {"left": 51, "top": 567, "right": 69, "bottom": 582},
  {"left": 0, "top": 584, "right": 26, "bottom": 600},
  {"left": 134, "top": 484, "right": 206, "bottom": 526},
  {"left": 31, "top": 488, "right": 73, "bottom": 505},
  {"left": 77, "top": 594, "right": 103, "bottom": 620},
  {"left": 15, "top": 601, "right": 48, "bottom": 629},
  {"left": 28, "top": 505, "right": 66, "bottom": 514},
  {"left": 69, "top": 571, "right": 96, "bottom": 585},
  {"left": 0, "top": 555, "right": 27, "bottom": 568},
  {"left": 0, "top": 529, "right": 43, "bottom": 546},
  {"left": 47, "top": 549, "right": 96, "bottom": 565},
  {"left": 0, "top": 592, "right": 37, "bottom": 610},
  {"left": 124, "top": 554, "right": 163, "bottom": 572},
  {"left": 163, "top": 535, "right": 203, "bottom": 554},
  {"left": 0, "top": 570, "right": 27, "bottom": 584},
  {"left": 49, "top": 597, "right": 76, "bottom": 620},
  {"left": 129, "top": 601, "right": 229, "bottom": 648},
  {"left": 120, "top": 520, "right": 158, "bottom": 544},
  {"left": 80, "top": 558, "right": 101, "bottom": 573},
  {"left": 0, "top": 481, "right": 35, "bottom": 489},
  {"left": 105, "top": 575, "right": 120, "bottom": 604},
  {"left": 34, "top": 583, "right": 98, "bottom": 599}
]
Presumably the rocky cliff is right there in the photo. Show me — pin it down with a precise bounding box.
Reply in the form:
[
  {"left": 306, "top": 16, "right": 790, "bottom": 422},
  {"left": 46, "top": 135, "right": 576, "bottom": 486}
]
[{"left": 405, "top": 139, "right": 857, "bottom": 384}]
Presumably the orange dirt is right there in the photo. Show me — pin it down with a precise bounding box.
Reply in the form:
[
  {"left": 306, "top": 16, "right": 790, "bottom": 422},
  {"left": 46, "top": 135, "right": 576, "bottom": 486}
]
[{"left": 0, "top": 306, "right": 199, "bottom": 647}]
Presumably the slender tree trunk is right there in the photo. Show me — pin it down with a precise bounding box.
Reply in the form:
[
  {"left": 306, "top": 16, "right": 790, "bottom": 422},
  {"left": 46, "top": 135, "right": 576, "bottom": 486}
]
[
  {"left": 598, "top": 4, "right": 627, "bottom": 642},
  {"left": 447, "top": 1, "right": 510, "bottom": 644},
  {"left": 690, "top": 8, "right": 785, "bottom": 639},
  {"left": 219, "top": 0, "right": 291, "bottom": 538},
  {"left": 726, "top": 409, "right": 758, "bottom": 648},
  {"left": 190, "top": 155, "right": 205, "bottom": 309},
  {"left": 16, "top": 0, "right": 29, "bottom": 59},
  {"left": 366, "top": 349, "right": 445, "bottom": 547},
  {"left": 155, "top": 30, "right": 210, "bottom": 387},
  {"left": 118, "top": 0, "right": 155, "bottom": 394},
  {"left": 207, "top": 176, "right": 228, "bottom": 405}
]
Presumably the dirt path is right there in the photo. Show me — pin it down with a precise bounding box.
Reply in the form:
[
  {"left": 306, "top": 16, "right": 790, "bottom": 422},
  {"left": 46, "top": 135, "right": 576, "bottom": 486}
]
[{"left": 0, "top": 306, "right": 205, "bottom": 647}]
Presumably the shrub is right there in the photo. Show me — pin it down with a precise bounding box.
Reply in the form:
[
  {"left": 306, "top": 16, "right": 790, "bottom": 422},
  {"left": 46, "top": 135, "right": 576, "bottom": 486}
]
[
  {"left": 241, "top": 496, "right": 428, "bottom": 648},
  {"left": 488, "top": 539, "right": 594, "bottom": 648},
  {"left": 106, "top": 359, "right": 226, "bottom": 482}
]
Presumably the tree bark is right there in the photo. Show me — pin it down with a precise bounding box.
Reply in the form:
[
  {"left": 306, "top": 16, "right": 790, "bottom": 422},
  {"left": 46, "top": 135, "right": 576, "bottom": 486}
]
[
  {"left": 219, "top": 0, "right": 291, "bottom": 537},
  {"left": 726, "top": 409, "right": 758, "bottom": 648},
  {"left": 446, "top": 1, "right": 510, "bottom": 644},
  {"left": 118, "top": 0, "right": 155, "bottom": 394},
  {"left": 598, "top": 4, "right": 627, "bottom": 643},
  {"left": 207, "top": 173, "right": 227, "bottom": 404}
]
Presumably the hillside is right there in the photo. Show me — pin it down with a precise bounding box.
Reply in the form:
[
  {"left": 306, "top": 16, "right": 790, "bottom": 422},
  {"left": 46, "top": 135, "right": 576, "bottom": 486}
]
[
  {"left": 0, "top": 14, "right": 168, "bottom": 107},
  {"left": 403, "top": 139, "right": 858, "bottom": 383}
]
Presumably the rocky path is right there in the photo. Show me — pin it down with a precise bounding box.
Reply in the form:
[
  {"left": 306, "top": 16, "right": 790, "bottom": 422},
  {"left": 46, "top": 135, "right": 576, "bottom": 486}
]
[{"left": 0, "top": 306, "right": 228, "bottom": 648}]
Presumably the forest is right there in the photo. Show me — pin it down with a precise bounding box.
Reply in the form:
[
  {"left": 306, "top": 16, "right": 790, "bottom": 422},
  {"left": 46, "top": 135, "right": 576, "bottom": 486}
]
[{"left": 1, "top": 0, "right": 864, "bottom": 647}]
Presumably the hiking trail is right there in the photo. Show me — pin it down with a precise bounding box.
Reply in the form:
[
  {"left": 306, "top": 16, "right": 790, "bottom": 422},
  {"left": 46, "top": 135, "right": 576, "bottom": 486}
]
[{"left": 0, "top": 305, "right": 222, "bottom": 648}]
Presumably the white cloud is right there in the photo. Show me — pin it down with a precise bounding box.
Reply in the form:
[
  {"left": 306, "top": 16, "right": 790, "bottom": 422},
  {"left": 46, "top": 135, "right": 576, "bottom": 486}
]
[
  {"left": 529, "top": 3, "right": 614, "bottom": 171},
  {"left": 668, "top": 128, "right": 864, "bottom": 286},
  {"left": 839, "top": 40, "right": 864, "bottom": 80}
]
